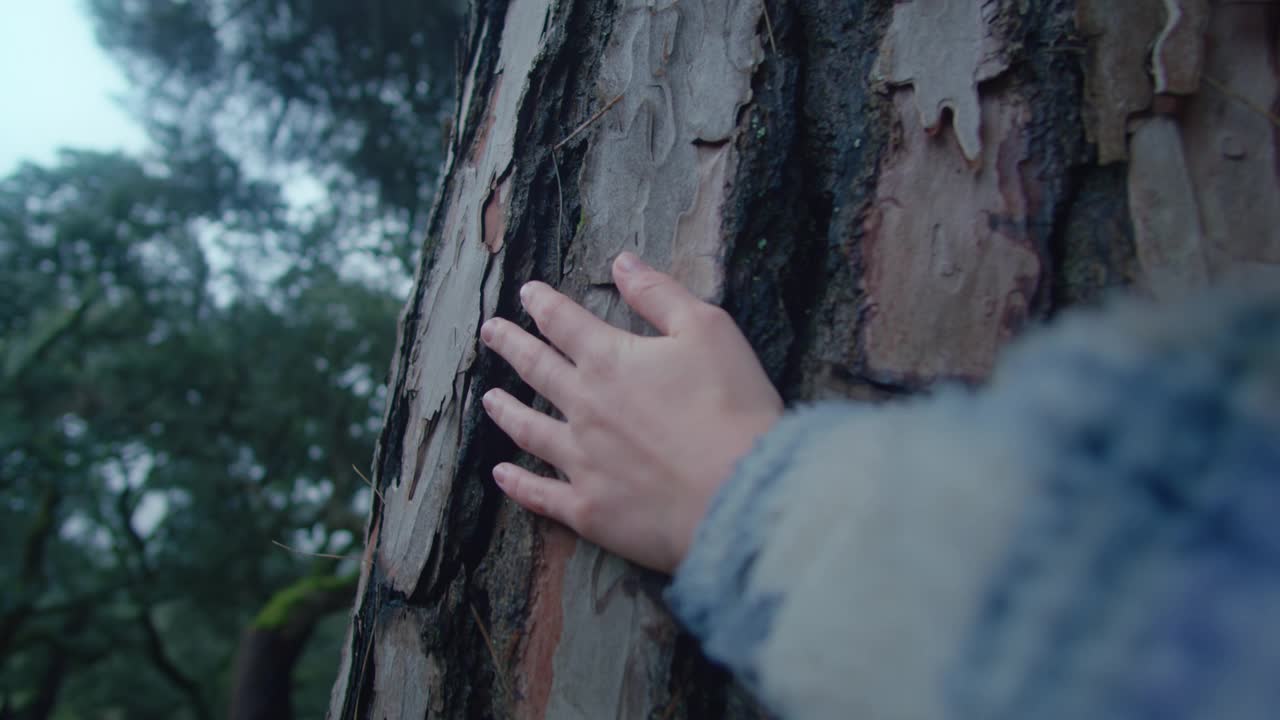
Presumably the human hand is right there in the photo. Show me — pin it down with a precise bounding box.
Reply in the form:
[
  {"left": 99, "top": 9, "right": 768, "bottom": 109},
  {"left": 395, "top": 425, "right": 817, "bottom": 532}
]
[{"left": 479, "top": 252, "right": 782, "bottom": 573}]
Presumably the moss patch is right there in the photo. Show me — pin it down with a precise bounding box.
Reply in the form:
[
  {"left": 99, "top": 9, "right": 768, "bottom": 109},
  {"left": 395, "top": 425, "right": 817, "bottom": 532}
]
[{"left": 253, "top": 572, "right": 358, "bottom": 630}]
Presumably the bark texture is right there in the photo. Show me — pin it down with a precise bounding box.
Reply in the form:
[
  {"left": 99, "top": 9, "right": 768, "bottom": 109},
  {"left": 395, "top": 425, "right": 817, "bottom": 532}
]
[{"left": 328, "top": 0, "right": 1280, "bottom": 717}]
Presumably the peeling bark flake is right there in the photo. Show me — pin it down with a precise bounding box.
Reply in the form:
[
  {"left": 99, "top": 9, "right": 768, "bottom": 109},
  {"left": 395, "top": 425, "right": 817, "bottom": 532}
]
[
  {"left": 861, "top": 90, "right": 1042, "bottom": 385},
  {"left": 871, "top": 0, "right": 1008, "bottom": 163},
  {"left": 369, "top": 608, "right": 442, "bottom": 719},
  {"left": 1127, "top": 3, "right": 1280, "bottom": 299},
  {"left": 1076, "top": 0, "right": 1165, "bottom": 164},
  {"left": 374, "top": 0, "right": 551, "bottom": 597},
  {"left": 1182, "top": 2, "right": 1280, "bottom": 277},
  {"left": 1152, "top": 0, "right": 1210, "bottom": 96},
  {"left": 544, "top": 544, "right": 672, "bottom": 720},
  {"left": 1128, "top": 117, "right": 1210, "bottom": 301},
  {"left": 671, "top": 143, "right": 734, "bottom": 302},
  {"left": 483, "top": 177, "right": 512, "bottom": 253},
  {"left": 512, "top": 522, "right": 574, "bottom": 720},
  {"left": 578, "top": 0, "right": 763, "bottom": 293}
]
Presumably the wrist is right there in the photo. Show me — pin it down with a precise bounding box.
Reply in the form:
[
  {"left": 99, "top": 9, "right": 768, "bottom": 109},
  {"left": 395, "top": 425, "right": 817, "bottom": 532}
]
[{"left": 669, "top": 410, "right": 780, "bottom": 572}]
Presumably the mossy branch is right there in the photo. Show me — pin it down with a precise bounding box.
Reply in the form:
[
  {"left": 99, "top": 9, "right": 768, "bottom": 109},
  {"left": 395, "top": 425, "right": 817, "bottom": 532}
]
[{"left": 252, "top": 572, "right": 359, "bottom": 632}]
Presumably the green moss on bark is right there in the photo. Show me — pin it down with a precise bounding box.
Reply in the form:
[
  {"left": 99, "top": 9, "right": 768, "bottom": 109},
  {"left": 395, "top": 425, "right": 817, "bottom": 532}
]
[{"left": 253, "top": 573, "right": 357, "bottom": 631}]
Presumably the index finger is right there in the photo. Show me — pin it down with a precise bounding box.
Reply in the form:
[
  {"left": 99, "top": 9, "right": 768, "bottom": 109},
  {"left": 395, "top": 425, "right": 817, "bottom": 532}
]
[
  {"left": 520, "top": 282, "right": 624, "bottom": 365},
  {"left": 480, "top": 317, "right": 577, "bottom": 410}
]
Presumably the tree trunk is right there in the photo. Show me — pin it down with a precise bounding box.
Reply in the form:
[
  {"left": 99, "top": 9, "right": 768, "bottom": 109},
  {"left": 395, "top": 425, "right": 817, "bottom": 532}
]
[
  {"left": 328, "top": 0, "right": 1279, "bottom": 717},
  {"left": 228, "top": 574, "right": 357, "bottom": 720}
]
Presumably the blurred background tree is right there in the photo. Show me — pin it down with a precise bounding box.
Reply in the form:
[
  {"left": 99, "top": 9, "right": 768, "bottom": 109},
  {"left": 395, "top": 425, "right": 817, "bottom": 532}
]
[
  {"left": 90, "top": 0, "right": 466, "bottom": 275},
  {"left": 0, "top": 1, "right": 464, "bottom": 718}
]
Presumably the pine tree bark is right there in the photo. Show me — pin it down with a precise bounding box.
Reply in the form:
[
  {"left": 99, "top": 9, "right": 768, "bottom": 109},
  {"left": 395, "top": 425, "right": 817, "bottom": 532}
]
[{"left": 328, "top": 0, "right": 1279, "bottom": 717}]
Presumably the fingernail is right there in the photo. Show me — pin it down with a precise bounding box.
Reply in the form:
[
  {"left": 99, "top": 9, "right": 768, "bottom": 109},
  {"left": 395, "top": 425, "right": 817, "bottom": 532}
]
[
  {"left": 480, "top": 319, "right": 497, "bottom": 344},
  {"left": 520, "top": 282, "right": 537, "bottom": 307},
  {"left": 492, "top": 463, "right": 510, "bottom": 487},
  {"left": 616, "top": 252, "right": 647, "bottom": 273}
]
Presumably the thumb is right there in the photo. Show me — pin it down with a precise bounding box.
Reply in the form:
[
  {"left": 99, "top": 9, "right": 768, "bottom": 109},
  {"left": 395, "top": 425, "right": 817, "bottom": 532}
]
[{"left": 613, "top": 252, "right": 702, "bottom": 335}]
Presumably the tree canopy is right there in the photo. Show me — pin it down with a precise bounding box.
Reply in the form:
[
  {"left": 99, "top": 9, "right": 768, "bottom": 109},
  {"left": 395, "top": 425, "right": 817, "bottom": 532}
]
[
  {"left": 1, "top": 1, "right": 463, "bottom": 717},
  {"left": 89, "top": 0, "right": 466, "bottom": 274},
  {"left": 0, "top": 147, "right": 397, "bottom": 718}
]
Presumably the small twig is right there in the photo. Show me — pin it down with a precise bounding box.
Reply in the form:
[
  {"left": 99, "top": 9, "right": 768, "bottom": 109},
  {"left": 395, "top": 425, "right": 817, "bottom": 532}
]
[
  {"left": 547, "top": 95, "right": 624, "bottom": 282},
  {"left": 1203, "top": 74, "right": 1280, "bottom": 128},
  {"left": 271, "top": 540, "right": 353, "bottom": 561},
  {"left": 554, "top": 94, "right": 624, "bottom": 151},
  {"left": 502, "top": 629, "right": 521, "bottom": 669},
  {"left": 550, "top": 150, "right": 565, "bottom": 279},
  {"left": 470, "top": 603, "right": 510, "bottom": 702},
  {"left": 351, "top": 464, "right": 385, "bottom": 504},
  {"left": 762, "top": 3, "right": 779, "bottom": 56}
]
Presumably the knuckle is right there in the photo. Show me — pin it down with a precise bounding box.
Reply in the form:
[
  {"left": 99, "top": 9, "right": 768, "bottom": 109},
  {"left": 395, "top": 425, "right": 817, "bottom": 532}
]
[
  {"left": 564, "top": 444, "right": 590, "bottom": 472},
  {"left": 535, "top": 351, "right": 565, "bottom": 389},
  {"left": 695, "top": 304, "right": 731, "bottom": 328},
  {"left": 569, "top": 395, "right": 601, "bottom": 426},
  {"left": 565, "top": 494, "right": 593, "bottom": 533},
  {"left": 582, "top": 340, "right": 618, "bottom": 376},
  {"left": 556, "top": 387, "right": 587, "bottom": 419},
  {"left": 558, "top": 322, "right": 589, "bottom": 356},
  {"left": 631, "top": 275, "right": 667, "bottom": 299},
  {"left": 515, "top": 340, "right": 539, "bottom": 373},
  {"left": 541, "top": 293, "right": 569, "bottom": 325},
  {"left": 524, "top": 346, "right": 555, "bottom": 387},
  {"left": 524, "top": 483, "right": 547, "bottom": 515},
  {"left": 510, "top": 414, "right": 533, "bottom": 450}
]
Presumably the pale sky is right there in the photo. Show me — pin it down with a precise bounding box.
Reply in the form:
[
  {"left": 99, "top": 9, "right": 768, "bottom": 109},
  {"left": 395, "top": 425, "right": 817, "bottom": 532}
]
[
  {"left": 0, "top": 0, "right": 401, "bottom": 294},
  {"left": 0, "top": 0, "right": 148, "bottom": 175}
]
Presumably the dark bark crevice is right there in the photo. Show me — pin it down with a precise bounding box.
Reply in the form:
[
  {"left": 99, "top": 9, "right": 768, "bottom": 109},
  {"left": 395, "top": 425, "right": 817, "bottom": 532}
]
[
  {"left": 1051, "top": 163, "right": 1139, "bottom": 311},
  {"left": 341, "top": 0, "right": 630, "bottom": 714},
  {"left": 1005, "top": 0, "right": 1094, "bottom": 319},
  {"left": 723, "top": 0, "right": 896, "bottom": 403},
  {"left": 432, "top": 0, "right": 631, "bottom": 712}
]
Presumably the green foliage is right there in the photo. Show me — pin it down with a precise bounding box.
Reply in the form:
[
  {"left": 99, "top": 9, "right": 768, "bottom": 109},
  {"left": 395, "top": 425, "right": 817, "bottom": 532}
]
[
  {"left": 2, "top": 2, "right": 466, "bottom": 716},
  {"left": 88, "top": 0, "right": 466, "bottom": 274},
  {"left": 0, "top": 150, "right": 397, "bottom": 719}
]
